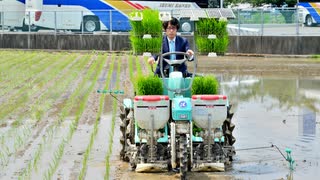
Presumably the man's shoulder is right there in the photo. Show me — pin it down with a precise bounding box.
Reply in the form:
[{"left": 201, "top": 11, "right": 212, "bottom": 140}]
[{"left": 176, "top": 36, "right": 188, "bottom": 43}]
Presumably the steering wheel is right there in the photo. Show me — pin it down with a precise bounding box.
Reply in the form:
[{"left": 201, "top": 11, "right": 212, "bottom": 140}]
[{"left": 158, "top": 51, "right": 196, "bottom": 93}]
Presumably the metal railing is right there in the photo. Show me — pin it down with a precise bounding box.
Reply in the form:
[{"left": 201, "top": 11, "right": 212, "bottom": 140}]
[{"left": 0, "top": 8, "right": 319, "bottom": 36}]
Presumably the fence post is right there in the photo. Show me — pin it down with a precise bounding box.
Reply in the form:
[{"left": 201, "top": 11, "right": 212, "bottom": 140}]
[
  {"left": 81, "top": 11, "right": 84, "bottom": 34},
  {"left": 1, "top": 11, "right": 4, "bottom": 33},
  {"left": 295, "top": 7, "right": 299, "bottom": 35},
  {"left": 261, "top": 10, "right": 264, "bottom": 36},
  {"left": 28, "top": 11, "right": 31, "bottom": 33},
  {"left": 237, "top": 9, "right": 240, "bottom": 36},
  {"left": 54, "top": 11, "right": 57, "bottom": 35},
  {"left": 109, "top": 10, "right": 112, "bottom": 51}
]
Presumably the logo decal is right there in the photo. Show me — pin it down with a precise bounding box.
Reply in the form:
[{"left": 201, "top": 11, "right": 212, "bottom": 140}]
[{"left": 179, "top": 101, "right": 187, "bottom": 108}]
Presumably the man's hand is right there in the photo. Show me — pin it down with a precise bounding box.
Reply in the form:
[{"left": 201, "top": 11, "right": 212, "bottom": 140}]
[
  {"left": 148, "top": 57, "right": 156, "bottom": 65},
  {"left": 186, "top": 49, "right": 194, "bottom": 61},
  {"left": 186, "top": 49, "right": 194, "bottom": 56}
]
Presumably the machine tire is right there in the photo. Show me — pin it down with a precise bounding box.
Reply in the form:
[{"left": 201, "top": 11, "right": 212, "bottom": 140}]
[
  {"left": 128, "top": 117, "right": 135, "bottom": 144},
  {"left": 223, "top": 106, "right": 236, "bottom": 146},
  {"left": 119, "top": 108, "right": 128, "bottom": 161},
  {"left": 179, "top": 135, "right": 188, "bottom": 180},
  {"left": 305, "top": 15, "right": 314, "bottom": 27},
  {"left": 82, "top": 16, "right": 100, "bottom": 32}
]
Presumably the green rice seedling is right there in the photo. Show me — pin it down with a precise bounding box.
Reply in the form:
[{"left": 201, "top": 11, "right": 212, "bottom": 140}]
[
  {"left": 128, "top": 55, "right": 134, "bottom": 81},
  {"left": 78, "top": 54, "right": 108, "bottom": 179},
  {"left": 141, "top": 9, "right": 162, "bottom": 36},
  {"left": 135, "top": 75, "right": 163, "bottom": 95},
  {"left": 33, "top": 143, "right": 43, "bottom": 172},
  {"left": 104, "top": 55, "right": 121, "bottom": 180},
  {"left": 129, "top": 9, "right": 162, "bottom": 54},
  {"left": 195, "top": 18, "right": 229, "bottom": 55},
  {"left": 0, "top": 53, "right": 68, "bottom": 121},
  {"left": 18, "top": 53, "right": 95, "bottom": 179},
  {"left": 192, "top": 75, "right": 219, "bottom": 95},
  {"left": 135, "top": 56, "right": 143, "bottom": 75},
  {"left": 47, "top": 53, "right": 106, "bottom": 178}
]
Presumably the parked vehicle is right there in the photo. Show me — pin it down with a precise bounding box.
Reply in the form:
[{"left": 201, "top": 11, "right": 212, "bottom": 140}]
[
  {"left": 23, "top": 0, "right": 213, "bottom": 32},
  {"left": 298, "top": 0, "right": 320, "bottom": 26},
  {"left": 0, "top": 0, "right": 25, "bottom": 31}
]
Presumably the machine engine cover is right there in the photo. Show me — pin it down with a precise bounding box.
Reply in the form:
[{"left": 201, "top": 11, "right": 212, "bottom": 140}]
[
  {"left": 191, "top": 95, "right": 228, "bottom": 129},
  {"left": 134, "top": 95, "right": 170, "bottom": 130}
]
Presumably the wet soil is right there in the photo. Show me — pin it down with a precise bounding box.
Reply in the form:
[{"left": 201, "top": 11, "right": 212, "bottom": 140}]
[{"left": 1, "top": 53, "right": 319, "bottom": 180}]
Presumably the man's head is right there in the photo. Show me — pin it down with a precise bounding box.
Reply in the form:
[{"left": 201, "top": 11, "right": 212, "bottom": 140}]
[{"left": 163, "top": 17, "right": 179, "bottom": 40}]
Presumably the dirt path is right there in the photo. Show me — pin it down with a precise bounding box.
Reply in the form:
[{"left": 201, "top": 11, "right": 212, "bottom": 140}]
[{"left": 195, "top": 56, "right": 320, "bottom": 76}]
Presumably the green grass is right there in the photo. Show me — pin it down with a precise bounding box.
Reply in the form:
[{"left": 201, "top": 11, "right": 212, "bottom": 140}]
[{"left": 311, "top": 54, "right": 320, "bottom": 59}]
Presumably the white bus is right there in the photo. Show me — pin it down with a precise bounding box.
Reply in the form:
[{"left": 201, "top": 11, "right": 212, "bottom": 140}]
[
  {"left": 0, "top": 0, "right": 25, "bottom": 31},
  {"left": 23, "top": 0, "right": 210, "bottom": 32},
  {"left": 298, "top": 0, "right": 320, "bottom": 26}
]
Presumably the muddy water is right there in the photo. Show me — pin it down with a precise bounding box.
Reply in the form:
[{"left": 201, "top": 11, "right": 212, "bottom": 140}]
[{"left": 218, "top": 74, "right": 320, "bottom": 179}]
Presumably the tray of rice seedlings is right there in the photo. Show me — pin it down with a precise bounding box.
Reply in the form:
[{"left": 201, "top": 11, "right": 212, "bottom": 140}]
[
  {"left": 192, "top": 75, "right": 219, "bottom": 95},
  {"left": 135, "top": 75, "right": 163, "bottom": 95},
  {"left": 129, "top": 9, "right": 162, "bottom": 55}
]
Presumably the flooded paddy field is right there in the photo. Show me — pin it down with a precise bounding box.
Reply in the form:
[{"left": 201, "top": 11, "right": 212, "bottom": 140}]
[{"left": 0, "top": 50, "right": 319, "bottom": 180}]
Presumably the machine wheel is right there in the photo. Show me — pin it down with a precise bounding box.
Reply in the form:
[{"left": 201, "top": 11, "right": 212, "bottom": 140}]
[
  {"left": 119, "top": 106, "right": 131, "bottom": 162},
  {"left": 128, "top": 117, "right": 135, "bottom": 144},
  {"left": 82, "top": 16, "right": 100, "bottom": 32},
  {"left": 305, "top": 15, "right": 314, "bottom": 27},
  {"left": 119, "top": 121, "right": 127, "bottom": 161},
  {"left": 222, "top": 106, "right": 236, "bottom": 146},
  {"left": 179, "top": 135, "right": 188, "bottom": 180}
]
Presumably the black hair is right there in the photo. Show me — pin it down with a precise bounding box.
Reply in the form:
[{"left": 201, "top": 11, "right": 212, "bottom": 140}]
[{"left": 162, "top": 17, "right": 180, "bottom": 30}]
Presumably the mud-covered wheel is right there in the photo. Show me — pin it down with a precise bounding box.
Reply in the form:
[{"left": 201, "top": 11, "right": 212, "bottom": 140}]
[
  {"left": 179, "top": 135, "right": 188, "bottom": 180},
  {"left": 119, "top": 106, "right": 131, "bottom": 162},
  {"left": 222, "top": 105, "right": 236, "bottom": 161},
  {"left": 222, "top": 105, "right": 236, "bottom": 146},
  {"left": 128, "top": 117, "right": 135, "bottom": 144},
  {"left": 119, "top": 121, "right": 127, "bottom": 161},
  {"left": 130, "top": 160, "right": 137, "bottom": 171}
]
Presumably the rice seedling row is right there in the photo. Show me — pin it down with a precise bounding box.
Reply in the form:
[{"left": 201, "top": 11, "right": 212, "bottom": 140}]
[
  {"left": 16, "top": 53, "right": 98, "bottom": 179},
  {"left": 0, "top": 52, "right": 45, "bottom": 96},
  {"left": 0, "top": 53, "right": 84, "bottom": 169},
  {"left": 0, "top": 51, "right": 148, "bottom": 179},
  {"left": 39, "top": 53, "right": 105, "bottom": 180},
  {"left": 0, "top": 52, "right": 32, "bottom": 82},
  {"left": 0, "top": 54, "right": 75, "bottom": 145},
  {"left": 104, "top": 55, "right": 121, "bottom": 180},
  {"left": 76, "top": 53, "right": 110, "bottom": 179},
  {"left": 0, "top": 52, "right": 97, "bottom": 179},
  {"left": 135, "top": 56, "right": 143, "bottom": 75},
  {"left": 50, "top": 53, "right": 108, "bottom": 179},
  {"left": 0, "top": 53, "right": 68, "bottom": 121},
  {"left": 0, "top": 51, "right": 38, "bottom": 74}
]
